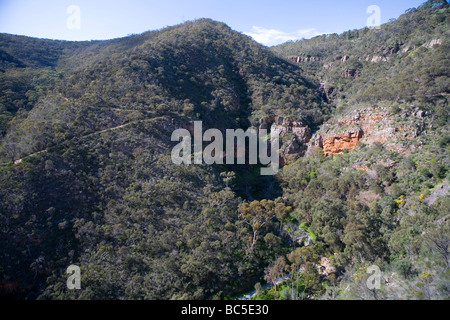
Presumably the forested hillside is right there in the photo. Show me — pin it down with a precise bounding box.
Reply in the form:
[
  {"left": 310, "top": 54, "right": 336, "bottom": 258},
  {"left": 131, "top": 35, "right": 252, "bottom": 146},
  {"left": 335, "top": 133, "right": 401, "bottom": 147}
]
[
  {"left": 0, "top": 19, "right": 327, "bottom": 299},
  {"left": 268, "top": 0, "right": 449, "bottom": 300},
  {"left": 0, "top": 1, "right": 448, "bottom": 300},
  {"left": 272, "top": 0, "right": 449, "bottom": 107}
]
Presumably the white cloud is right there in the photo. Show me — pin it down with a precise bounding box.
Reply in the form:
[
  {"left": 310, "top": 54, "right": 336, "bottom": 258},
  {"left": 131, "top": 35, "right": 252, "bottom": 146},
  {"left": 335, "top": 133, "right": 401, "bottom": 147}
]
[{"left": 244, "top": 26, "right": 323, "bottom": 46}]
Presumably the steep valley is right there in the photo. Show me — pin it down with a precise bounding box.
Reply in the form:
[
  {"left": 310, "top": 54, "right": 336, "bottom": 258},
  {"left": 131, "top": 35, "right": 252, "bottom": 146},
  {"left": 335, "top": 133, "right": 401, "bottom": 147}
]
[{"left": 0, "top": 1, "right": 449, "bottom": 300}]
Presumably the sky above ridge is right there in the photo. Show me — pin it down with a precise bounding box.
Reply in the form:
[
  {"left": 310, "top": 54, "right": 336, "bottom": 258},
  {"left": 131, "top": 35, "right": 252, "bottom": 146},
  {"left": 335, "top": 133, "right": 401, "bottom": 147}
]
[{"left": 0, "top": 0, "right": 425, "bottom": 46}]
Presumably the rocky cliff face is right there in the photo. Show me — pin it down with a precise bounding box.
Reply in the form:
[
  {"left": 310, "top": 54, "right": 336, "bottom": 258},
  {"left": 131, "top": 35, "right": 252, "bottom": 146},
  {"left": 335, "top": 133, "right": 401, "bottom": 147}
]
[
  {"left": 270, "top": 116, "right": 311, "bottom": 142},
  {"left": 342, "top": 68, "right": 358, "bottom": 78},
  {"left": 321, "top": 129, "right": 363, "bottom": 156},
  {"left": 271, "top": 116, "right": 312, "bottom": 165},
  {"left": 423, "top": 39, "right": 442, "bottom": 48},
  {"left": 262, "top": 105, "right": 428, "bottom": 162},
  {"left": 259, "top": 116, "right": 312, "bottom": 165},
  {"left": 307, "top": 106, "right": 429, "bottom": 157},
  {"left": 288, "top": 56, "right": 321, "bottom": 63},
  {"left": 321, "top": 40, "right": 442, "bottom": 68}
]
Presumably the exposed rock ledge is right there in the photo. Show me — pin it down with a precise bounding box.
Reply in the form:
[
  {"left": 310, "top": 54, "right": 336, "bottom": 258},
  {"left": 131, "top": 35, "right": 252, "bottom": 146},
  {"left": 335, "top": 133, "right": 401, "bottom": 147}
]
[
  {"left": 260, "top": 116, "right": 312, "bottom": 165},
  {"left": 288, "top": 56, "right": 321, "bottom": 63},
  {"left": 322, "top": 129, "right": 363, "bottom": 156},
  {"left": 423, "top": 39, "right": 442, "bottom": 48},
  {"left": 307, "top": 107, "right": 428, "bottom": 156},
  {"left": 270, "top": 116, "right": 311, "bottom": 143}
]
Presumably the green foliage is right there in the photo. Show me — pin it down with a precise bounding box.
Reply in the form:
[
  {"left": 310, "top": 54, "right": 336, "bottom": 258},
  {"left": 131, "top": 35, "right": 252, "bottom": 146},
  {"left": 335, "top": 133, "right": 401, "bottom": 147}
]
[
  {"left": 394, "top": 260, "right": 415, "bottom": 279},
  {"left": 272, "top": 1, "right": 450, "bottom": 110},
  {"left": 0, "top": 2, "right": 448, "bottom": 300}
]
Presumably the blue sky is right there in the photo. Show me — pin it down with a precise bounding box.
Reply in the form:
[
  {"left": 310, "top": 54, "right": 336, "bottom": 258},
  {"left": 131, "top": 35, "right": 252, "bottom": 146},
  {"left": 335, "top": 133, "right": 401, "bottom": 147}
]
[{"left": 0, "top": 0, "right": 426, "bottom": 45}]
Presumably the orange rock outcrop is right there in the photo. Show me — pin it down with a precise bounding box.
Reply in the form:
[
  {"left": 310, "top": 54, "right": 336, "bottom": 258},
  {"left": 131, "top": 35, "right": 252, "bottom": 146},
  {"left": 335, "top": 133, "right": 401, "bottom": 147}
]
[
  {"left": 322, "top": 129, "right": 363, "bottom": 156},
  {"left": 313, "top": 112, "right": 390, "bottom": 156}
]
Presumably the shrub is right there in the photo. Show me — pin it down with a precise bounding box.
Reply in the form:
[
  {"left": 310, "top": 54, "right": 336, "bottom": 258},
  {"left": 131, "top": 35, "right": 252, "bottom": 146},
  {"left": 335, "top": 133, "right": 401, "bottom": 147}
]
[{"left": 394, "top": 260, "right": 414, "bottom": 279}]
